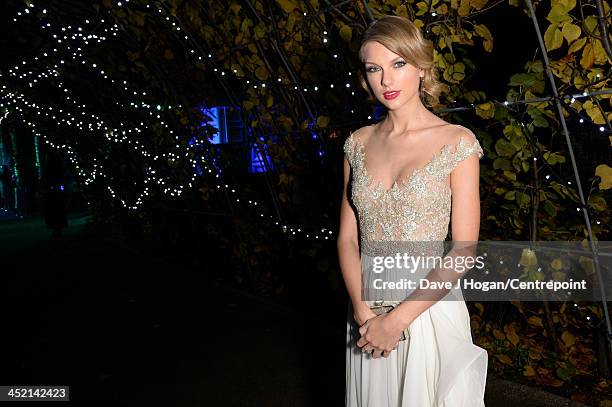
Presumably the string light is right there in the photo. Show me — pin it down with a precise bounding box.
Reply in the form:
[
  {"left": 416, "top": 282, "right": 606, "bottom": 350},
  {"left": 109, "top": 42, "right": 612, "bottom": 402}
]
[{"left": 1, "top": 1, "right": 607, "bottom": 239}]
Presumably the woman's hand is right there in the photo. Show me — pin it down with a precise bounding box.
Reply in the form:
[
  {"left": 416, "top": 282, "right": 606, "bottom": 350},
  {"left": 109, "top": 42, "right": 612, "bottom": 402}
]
[
  {"left": 353, "top": 305, "right": 377, "bottom": 327},
  {"left": 356, "top": 312, "right": 404, "bottom": 358}
]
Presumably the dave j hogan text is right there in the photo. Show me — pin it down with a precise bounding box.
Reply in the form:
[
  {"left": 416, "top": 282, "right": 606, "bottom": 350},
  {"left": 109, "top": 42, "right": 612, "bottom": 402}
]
[{"left": 372, "top": 278, "right": 588, "bottom": 292}]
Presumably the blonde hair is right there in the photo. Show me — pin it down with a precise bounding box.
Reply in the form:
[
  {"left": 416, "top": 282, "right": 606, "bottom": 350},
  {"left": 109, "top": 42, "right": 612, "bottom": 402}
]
[{"left": 356, "top": 15, "right": 442, "bottom": 108}]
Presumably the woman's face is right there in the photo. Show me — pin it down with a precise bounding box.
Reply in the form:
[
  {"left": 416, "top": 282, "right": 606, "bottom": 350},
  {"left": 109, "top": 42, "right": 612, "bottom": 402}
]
[{"left": 361, "top": 41, "right": 423, "bottom": 108}]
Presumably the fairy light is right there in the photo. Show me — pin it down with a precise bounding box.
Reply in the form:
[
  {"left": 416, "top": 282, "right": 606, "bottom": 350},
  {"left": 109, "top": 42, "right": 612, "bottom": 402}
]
[{"left": 2, "top": 1, "right": 607, "bottom": 238}]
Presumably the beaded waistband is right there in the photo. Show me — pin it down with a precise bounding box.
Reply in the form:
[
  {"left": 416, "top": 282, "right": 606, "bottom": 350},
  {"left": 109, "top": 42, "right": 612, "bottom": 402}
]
[{"left": 360, "top": 240, "right": 445, "bottom": 258}]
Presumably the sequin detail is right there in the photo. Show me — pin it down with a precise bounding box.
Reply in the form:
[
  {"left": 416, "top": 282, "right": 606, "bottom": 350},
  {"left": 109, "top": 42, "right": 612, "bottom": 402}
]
[{"left": 343, "top": 125, "right": 483, "bottom": 244}]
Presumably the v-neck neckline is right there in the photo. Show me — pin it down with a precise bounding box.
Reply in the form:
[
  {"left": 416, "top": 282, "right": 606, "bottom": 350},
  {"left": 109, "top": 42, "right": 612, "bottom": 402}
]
[{"left": 352, "top": 123, "right": 458, "bottom": 194}]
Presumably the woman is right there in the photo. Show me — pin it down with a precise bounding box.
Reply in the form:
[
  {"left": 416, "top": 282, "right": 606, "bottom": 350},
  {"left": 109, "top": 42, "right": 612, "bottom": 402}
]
[{"left": 337, "top": 15, "right": 488, "bottom": 406}]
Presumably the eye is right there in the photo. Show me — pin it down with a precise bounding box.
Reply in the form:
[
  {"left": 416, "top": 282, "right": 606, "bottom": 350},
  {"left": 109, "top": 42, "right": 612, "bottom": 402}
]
[
  {"left": 395, "top": 61, "right": 406, "bottom": 68},
  {"left": 365, "top": 66, "right": 378, "bottom": 73}
]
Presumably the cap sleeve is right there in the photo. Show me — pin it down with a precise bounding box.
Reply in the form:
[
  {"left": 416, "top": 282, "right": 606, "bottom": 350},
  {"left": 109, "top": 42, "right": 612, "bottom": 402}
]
[
  {"left": 448, "top": 126, "right": 484, "bottom": 174},
  {"left": 455, "top": 134, "right": 484, "bottom": 162}
]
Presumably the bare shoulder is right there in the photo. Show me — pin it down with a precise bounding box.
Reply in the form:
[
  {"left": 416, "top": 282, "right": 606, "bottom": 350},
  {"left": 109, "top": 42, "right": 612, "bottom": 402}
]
[
  {"left": 418, "top": 121, "right": 467, "bottom": 148},
  {"left": 448, "top": 123, "right": 478, "bottom": 144},
  {"left": 350, "top": 124, "right": 376, "bottom": 142}
]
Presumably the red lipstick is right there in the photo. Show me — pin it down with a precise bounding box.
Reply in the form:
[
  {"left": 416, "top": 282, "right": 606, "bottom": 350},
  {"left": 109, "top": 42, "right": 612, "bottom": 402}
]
[{"left": 383, "top": 90, "right": 400, "bottom": 100}]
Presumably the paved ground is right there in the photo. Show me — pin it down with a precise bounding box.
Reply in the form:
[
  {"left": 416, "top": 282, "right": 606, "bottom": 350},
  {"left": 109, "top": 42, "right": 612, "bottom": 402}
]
[{"left": 0, "top": 212, "right": 590, "bottom": 406}]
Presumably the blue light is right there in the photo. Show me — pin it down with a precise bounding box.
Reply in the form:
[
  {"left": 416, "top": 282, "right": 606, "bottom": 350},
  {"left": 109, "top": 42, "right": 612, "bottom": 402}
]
[
  {"left": 249, "top": 132, "right": 276, "bottom": 173},
  {"left": 250, "top": 142, "right": 273, "bottom": 173},
  {"left": 200, "top": 106, "right": 222, "bottom": 144},
  {"left": 59, "top": 185, "right": 64, "bottom": 191}
]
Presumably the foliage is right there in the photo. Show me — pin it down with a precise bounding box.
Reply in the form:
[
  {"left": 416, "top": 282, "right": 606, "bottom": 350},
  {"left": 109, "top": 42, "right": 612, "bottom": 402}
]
[
  {"left": 2, "top": 0, "right": 611, "bottom": 402},
  {"left": 470, "top": 300, "right": 612, "bottom": 404}
]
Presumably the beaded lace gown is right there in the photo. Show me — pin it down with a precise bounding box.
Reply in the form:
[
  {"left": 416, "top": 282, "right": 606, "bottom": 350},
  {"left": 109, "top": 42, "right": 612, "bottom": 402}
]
[{"left": 343, "top": 124, "right": 488, "bottom": 407}]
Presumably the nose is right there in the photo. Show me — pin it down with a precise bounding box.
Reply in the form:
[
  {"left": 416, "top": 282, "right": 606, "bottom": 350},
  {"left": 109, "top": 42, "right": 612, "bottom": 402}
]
[{"left": 380, "top": 70, "right": 393, "bottom": 88}]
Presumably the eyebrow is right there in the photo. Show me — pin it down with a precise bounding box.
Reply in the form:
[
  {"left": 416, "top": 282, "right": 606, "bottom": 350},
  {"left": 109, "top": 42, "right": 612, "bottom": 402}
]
[{"left": 364, "top": 57, "right": 404, "bottom": 65}]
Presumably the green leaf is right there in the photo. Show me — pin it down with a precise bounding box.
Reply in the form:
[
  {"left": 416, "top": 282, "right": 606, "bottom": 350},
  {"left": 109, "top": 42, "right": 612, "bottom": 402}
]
[
  {"left": 521, "top": 161, "right": 530, "bottom": 173},
  {"left": 504, "top": 190, "right": 516, "bottom": 200},
  {"left": 474, "top": 24, "right": 493, "bottom": 51},
  {"left": 584, "top": 15, "right": 598, "bottom": 34},
  {"left": 495, "top": 139, "right": 517, "bottom": 157},
  {"left": 470, "top": 0, "right": 487, "bottom": 10},
  {"left": 275, "top": 0, "right": 297, "bottom": 13},
  {"left": 509, "top": 73, "right": 538, "bottom": 87},
  {"left": 544, "top": 151, "right": 566, "bottom": 165},
  {"left": 475, "top": 101, "right": 495, "bottom": 119},
  {"left": 593, "top": 39, "right": 608, "bottom": 64},
  {"left": 589, "top": 196, "right": 607, "bottom": 211},
  {"left": 525, "top": 60, "right": 544, "bottom": 73},
  {"left": 396, "top": 4, "right": 409, "bottom": 17},
  {"left": 583, "top": 100, "right": 605, "bottom": 124},
  {"left": 458, "top": 0, "right": 471, "bottom": 16},
  {"left": 516, "top": 191, "right": 531, "bottom": 207},
  {"left": 434, "top": 3, "right": 449, "bottom": 15},
  {"left": 568, "top": 37, "right": 587, "bottom": 54},
  {"left": 556, "top": 0, "right": 576, "bottom": 12},
  {"left": 509, "top": 73, "right": 544, "bottom": 93},
  {"left": 544, "top": 24, "right": 564, "bottom": 51},
  {"left": 493, "top": 158, "right": 512, "bottom": 171},
  {"left": 580, "top": 42, "right": 595, "bottom": 69},
  {"left": 595, "top": 164, "right": 612, "bottom": 190},
  {"left": 503, "top": 124, "right": 526, "bottom": 145},
  {"left": 526, "top": 108, "right": 549, "bottom": 127},
  {"left": 503, "top": 170, "right": 517, "bottom": 181},
  {"left": 255, "top": 66, "right": 268, "bottom": 80},
  {"left": 548, "top": 0, "right": 576, "bottom": 23},
  {"left": 339, "top": 24, "right": 352, "bottom": 42},
  {"left": 546, "top": 5, "right": 572, "bottom": 24},
  {"left": 254, "top": 23, "right": 266, "bottom": 39},
  {"left": 543, "top": 200, "right": 557, "bottom": 217},
  {"left": 317, "top": 115, "right": 330, "bottom": 128},
  {"left": 416, "top": 1, "right": 429, "bottom": 15},
  {"left": 473, "top": 25, "right": 490, "bottom": 40},
  {"left": 286, "top": 11, "right": 297, "bottom": 32},
  {"left": 494, "top": 187, "right": 507, "bottom": 195},
  {"left": 556, "top": 365, "right": 575, "bottom": 381},
  {"left": 444, "top": 62, "right": 466, "bottom": 83},
  {"left": 561, "top": 22, "right": 581, "bottom": 44}
]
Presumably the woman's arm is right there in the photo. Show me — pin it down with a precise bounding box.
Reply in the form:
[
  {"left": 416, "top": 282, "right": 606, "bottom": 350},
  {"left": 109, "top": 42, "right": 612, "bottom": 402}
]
[
  {"left": 337, "top": 150, "right": 376, "bottom": 326},
  {"left": 387, "top": 131, "right": 482, "bottom": 328}
]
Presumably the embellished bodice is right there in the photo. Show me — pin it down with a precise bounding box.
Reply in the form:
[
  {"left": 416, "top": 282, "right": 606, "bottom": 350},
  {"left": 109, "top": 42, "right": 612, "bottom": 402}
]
[{"left": 343, "top": 125, "right": 483, "bottom": 245}]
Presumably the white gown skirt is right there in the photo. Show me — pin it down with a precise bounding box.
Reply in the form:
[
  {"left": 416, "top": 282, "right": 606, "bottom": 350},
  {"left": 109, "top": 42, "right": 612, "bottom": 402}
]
[{"left": 345, "top": 299, "right": 488, "bottom": 406}]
